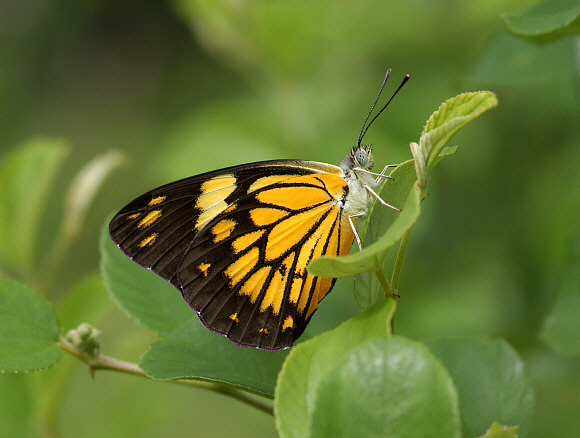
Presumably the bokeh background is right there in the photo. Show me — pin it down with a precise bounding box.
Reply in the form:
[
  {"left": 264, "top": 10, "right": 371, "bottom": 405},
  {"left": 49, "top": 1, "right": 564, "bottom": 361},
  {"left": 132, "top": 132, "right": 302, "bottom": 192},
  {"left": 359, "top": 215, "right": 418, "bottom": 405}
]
[{"left": 1, "top": 0, "right": 578, "bottom": 437}]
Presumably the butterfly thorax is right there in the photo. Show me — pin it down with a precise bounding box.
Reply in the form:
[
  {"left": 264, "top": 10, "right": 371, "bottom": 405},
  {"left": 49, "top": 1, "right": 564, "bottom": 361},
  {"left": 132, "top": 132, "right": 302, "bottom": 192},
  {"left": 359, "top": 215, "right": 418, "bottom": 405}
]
[{"left": 339, "top": 144, "right": 376, "bottom": 216}]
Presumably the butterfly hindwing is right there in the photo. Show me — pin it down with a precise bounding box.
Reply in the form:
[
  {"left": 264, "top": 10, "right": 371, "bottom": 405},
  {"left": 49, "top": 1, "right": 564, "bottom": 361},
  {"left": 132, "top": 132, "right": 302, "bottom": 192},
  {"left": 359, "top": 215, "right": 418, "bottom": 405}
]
[{"left": 109, "top": 160, "right": 355, "bottom": 349}]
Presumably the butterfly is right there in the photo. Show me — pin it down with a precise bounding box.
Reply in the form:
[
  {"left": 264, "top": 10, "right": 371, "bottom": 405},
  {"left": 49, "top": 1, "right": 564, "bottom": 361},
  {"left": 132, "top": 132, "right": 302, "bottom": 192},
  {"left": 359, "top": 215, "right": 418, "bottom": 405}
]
[{"left": 109, "top": 70, "right": 409, "bottom": 350}]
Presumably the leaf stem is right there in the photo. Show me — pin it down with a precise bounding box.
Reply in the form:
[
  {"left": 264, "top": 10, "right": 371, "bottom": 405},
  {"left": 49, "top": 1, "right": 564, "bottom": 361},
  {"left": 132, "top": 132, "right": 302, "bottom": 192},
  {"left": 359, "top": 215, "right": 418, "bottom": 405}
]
[
  {"left": 57, "top": 337, "right": 274, "bottom": 416},
  {"left": 374, "top": 267, "right": 395, "bottom": 299}
]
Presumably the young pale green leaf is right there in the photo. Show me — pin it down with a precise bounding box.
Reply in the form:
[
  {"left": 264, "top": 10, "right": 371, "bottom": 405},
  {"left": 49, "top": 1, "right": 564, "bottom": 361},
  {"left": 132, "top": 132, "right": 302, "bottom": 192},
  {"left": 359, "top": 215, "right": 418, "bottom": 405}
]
[
  {"left": 428, "top": 338, "right": 534, "bottom": 438},
  {"left": 0, "top": 278, "right": 62, "bottom": 372},
  {"left": 275, "top": 299, "right": 395, "bottom": 438},
  {"left": 307, "top": 181, "right": 420, "bottom": 278},
  {"left": 502, "top": 0, "right": 580, "bottom": 43},
  {"left": 540, "top": 242, "right": 580, "bottom": 356},
  {"left": 410, "top": 141, "right": 427, "bottom": 188},
  {"left": 140, "top": 317, "right": 289, "bottom": 397},
  {"left": 309, "top": 337, "right": 460, "bottom": 438},
  {"left": 100, "top": 218, "right": 192, "bottom": 337},
  {"left": 478, "top": 423, "right": 519, "bottom": 438},
  {"left": 0, "top": 139, "right": 69, "bottom": 275},
  {"left": 421, "top": 92, "right": 498, "bottom": 170}
]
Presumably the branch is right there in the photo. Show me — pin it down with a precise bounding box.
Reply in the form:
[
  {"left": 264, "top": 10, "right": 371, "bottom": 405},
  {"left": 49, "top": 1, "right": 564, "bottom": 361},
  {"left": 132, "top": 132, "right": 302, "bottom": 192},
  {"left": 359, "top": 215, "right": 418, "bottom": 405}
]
[{"left": 57, "top": 337, "right": 274, "bottom": 415}]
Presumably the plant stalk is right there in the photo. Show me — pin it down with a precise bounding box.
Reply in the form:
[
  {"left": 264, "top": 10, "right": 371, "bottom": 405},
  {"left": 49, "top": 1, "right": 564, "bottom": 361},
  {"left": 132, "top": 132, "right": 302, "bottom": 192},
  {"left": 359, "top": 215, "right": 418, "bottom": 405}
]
[
  {"left": 57, "top": 337, "right": 274, "bottom": 416},
  {"left": 374, "top": 265, "right": 394, "bottom": 299}
]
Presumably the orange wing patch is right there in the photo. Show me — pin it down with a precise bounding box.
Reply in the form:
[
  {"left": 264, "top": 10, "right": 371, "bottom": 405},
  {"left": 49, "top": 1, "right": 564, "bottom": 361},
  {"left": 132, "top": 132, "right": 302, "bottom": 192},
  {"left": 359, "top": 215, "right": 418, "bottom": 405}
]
[
  {"left": 138, "top": 233, "right": 158, "bottom": 248},
  {"left": 265, "top": 205, "right": 329, "bottom": 261},
  {"left": 260, "top": 252, "right": 295, "bottom": 314},
  {"left": 248, "top": 175, "right": 297, "bottom": 192},
  {"left": 225, "top": 247, "right": 260, "bottom": 287},
  {"left": 212, "top": 218, "right": 236, "bottom": 243},
  {"left": 198, "top": 262, "right": 211, "bottom": 277},
  {"left": 239, "top": 266, "right": 271, "bottom": 303},
  {"left": 195, "top": 174, "right": 237, "bottom": 231},
  {"left": 232, "top": 229, "right": 266, "bottom": 253},
  {"left": 283, "top": 316, "right": 294, "bottom": 331},
  {"left": 138, "top": 210, "right": 162, "bottom": 228},
  {"left": 148, "top": 195, "right": 166, "bottom": 206},
  {"left": 250, "top": 208, "right": 289, "bottom": 227},
  {"left": 256, "top": 186, "right": 329, "bottom": 210}
]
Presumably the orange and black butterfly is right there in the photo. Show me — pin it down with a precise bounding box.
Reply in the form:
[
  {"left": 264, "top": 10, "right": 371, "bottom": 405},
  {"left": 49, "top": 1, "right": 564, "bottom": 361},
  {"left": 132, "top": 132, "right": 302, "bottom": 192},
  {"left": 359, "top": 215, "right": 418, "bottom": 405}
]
[{"left": 109, "top": 70, "right": 409, "bottom": 350}]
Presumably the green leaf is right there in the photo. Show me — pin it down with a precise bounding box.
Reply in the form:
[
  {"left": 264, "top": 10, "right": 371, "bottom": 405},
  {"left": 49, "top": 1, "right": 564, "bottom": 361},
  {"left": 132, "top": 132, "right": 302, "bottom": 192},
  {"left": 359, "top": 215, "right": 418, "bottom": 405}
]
[
  {"left": 0, "top": 278, "right": 62, "bottom": 371},
  {"left": 360, "top": 159, "right": 417, "bottom": 251},
  {"left": 100, "top": 218, "right": 192, "bottom": 337},
  {"left": 310, "top": 337, "right": 460, "bottom": 438},
  {"left": 428, "top": 338, "right": 534, "bottom": 438},
  {"left": 0, "top": 374, "right": 35, "bottom": 438},
  {"left": 502, "top": 0, "right": 580, "bottom": 43},
  {"left": 307, "top": 181, "right": 421, "bottom": 278},
  {"left": 275, "top": 299, "right": 395, "bottom": 438},
  {"left": 478, "top": 422, "right": 519, "bottom": 438},
  {"left": 470, "top": 33, "right": 574, "bottom": 86},
  {"left": 540, "top": 240, "right": 580, "bottom": 356},
  {"left": 353, "top": 148, "right": 459, "bottom": 310},
  {"left": 0, "top": 139, "right": 69, "bottom": 275},
  {"left": 140, "top": 317, "right": 289, "bottom": 397},
  {"left": 351, "top": 160, "right": 416, "bottom": 308},
  {"left": 421, "top": 91, "right": 498, "bottom": 171}
]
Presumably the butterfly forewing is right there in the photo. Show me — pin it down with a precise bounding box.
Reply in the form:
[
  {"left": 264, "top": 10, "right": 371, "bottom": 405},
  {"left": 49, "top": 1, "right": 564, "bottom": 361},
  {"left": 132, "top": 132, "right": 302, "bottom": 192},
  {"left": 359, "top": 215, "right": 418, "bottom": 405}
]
[{"left": 109, "top": 160, "right": 355, "bottom": 350}]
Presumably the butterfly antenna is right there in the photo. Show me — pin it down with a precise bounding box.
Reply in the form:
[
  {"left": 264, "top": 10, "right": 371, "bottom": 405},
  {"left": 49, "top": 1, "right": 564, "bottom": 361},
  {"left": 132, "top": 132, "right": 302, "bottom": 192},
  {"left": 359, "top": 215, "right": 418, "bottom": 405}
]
[
  {"left": 358, "top": 69, "right": 391, "bottom": 147},
  {"left": 358, "top": 72, "right": 411, "bottom": 146}
]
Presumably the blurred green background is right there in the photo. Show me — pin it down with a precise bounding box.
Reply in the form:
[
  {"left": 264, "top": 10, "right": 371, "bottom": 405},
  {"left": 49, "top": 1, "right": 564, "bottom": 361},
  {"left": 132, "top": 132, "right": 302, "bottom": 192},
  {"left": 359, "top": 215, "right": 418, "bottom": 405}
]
[{"left": 1, "top": 0, "right": 578, "bottom": 437}]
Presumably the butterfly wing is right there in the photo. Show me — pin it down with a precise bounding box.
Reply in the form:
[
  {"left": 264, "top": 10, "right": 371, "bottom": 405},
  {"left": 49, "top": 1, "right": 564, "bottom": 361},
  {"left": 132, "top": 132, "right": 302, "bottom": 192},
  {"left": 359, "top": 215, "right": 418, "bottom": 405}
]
[
  {"left": 109, "top": 161, "right": 306, "bottom": 285},
  {"left": 109, "top": 160, "right": 355, "bottom": 350}
]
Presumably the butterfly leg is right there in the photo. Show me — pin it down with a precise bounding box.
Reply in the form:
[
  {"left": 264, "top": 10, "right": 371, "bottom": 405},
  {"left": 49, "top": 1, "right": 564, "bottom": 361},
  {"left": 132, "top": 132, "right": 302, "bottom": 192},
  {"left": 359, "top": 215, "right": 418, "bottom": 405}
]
[
  {"left": 374, "top": 164, "right": 398, "bottom": 184},
  {"left": 352, "top": 165, "right": 397, "bottom": 183},
  {"left": 348, "top": 212, "right": 366, "bottom": 251},
  {"left": 365, "top": 185, "right": 401, "bottom": 211}
]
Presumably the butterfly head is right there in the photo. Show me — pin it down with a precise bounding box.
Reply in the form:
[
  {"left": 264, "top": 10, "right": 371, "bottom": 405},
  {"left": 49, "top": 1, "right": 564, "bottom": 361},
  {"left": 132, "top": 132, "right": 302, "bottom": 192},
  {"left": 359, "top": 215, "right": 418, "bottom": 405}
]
[
  {"left": 340, "top": 144, "right": 374, "bottom": 174},
  {"left": 352, "top": 144, "right": 374, "bottom": 170}
]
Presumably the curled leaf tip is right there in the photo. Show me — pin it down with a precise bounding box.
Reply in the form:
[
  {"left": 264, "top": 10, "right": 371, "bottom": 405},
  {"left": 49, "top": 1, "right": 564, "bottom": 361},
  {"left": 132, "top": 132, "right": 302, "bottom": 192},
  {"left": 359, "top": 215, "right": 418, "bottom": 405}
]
[{"left": 409, "top": 141, "right": 427, "bottom": 191}]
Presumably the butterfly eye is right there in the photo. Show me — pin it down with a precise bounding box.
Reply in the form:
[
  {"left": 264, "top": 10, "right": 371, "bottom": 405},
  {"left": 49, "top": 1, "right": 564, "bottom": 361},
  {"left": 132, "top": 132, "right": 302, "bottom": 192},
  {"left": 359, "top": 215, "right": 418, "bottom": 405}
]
[{"left": 355, "top": 148, "right": 373, "bottom": 169}]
